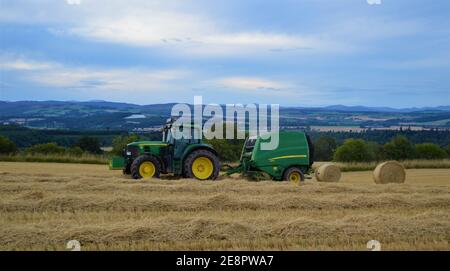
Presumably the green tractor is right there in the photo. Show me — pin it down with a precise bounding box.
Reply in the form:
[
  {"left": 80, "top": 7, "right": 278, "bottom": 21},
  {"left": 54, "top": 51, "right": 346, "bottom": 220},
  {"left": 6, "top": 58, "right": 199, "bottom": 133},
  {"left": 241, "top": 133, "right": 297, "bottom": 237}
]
[
  {"left": 109, "top": 118, "right": 220, "bottom": 180},
  {"left": 225, "top": 131, "right": 315, "bottom": 183},
  {"left": 110, "top": 117, "right": 314, "bottom": 183}
]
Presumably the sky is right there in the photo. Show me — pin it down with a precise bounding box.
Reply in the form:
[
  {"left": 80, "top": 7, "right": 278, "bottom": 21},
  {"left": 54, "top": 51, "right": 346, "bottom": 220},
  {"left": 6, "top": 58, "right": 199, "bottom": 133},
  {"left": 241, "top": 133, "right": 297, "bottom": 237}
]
[{"left": 0, "top": 0, "right": 449, "bottom": 107}]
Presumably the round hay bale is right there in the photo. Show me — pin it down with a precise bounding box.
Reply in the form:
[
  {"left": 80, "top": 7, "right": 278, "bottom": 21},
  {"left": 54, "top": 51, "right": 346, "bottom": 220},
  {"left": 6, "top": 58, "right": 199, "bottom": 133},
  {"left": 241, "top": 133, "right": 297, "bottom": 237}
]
[
  {"left": 315, "top": 163, "right": 341, "bottom": 182},
  {"left": 373, "top": 161, "right": 406, "bottom": 184}
]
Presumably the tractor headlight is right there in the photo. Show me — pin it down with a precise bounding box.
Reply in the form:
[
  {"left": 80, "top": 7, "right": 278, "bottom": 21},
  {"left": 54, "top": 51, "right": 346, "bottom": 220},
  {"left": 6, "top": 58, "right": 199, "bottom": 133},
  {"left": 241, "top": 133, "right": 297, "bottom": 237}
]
[{"left": 126, "top": 151, "right": 132, "bottom": 156}]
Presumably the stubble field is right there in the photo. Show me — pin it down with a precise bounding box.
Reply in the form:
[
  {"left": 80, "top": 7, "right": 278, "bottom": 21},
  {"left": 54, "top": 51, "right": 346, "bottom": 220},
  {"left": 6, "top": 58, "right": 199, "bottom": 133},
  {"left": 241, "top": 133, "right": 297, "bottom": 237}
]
[{"left": 0, "top": 162, "right": 449, "bottom": 250}]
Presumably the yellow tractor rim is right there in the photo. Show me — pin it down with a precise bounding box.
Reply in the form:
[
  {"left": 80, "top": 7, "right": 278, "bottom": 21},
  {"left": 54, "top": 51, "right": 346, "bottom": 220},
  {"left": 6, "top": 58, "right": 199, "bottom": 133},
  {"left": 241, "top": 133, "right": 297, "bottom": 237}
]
[
  {"left": 192, "top": 157, "right": 214, "bottom": 180},
  {"left": 139, "top": 161, "right": 156, "bottom": 178},
  {"left": 289, "top": 171, "right": 301, "bottom": 185}
]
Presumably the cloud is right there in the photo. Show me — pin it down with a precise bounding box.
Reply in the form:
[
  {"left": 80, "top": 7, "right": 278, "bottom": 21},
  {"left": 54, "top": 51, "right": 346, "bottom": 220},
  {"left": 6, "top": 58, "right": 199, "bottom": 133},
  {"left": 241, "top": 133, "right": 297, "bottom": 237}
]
[
  {"left": 44, "top": 1, "right": 422, "bottom": 57},
  {"left": 367, "top": 0, "right": 382, "bottom": 5},
  {"left": 0, "top": 0, "right": 422, "bottom": 58},
  {"left": 0, "top": 0, "right": 346, "bottom": 56},
  {"left": 216, "top": 77, "right": 290, "bottom": 91},
  {"left": 69, "top": 11, "right": 214, "bottom": 47},
  {"left": 377, "top": 57, "right": 450, "bottom": 69},
  {"left": 69, "top": 17, "right": 337, "bottom": 56},
  {"left": 0, "top": 59, "right": 56, "bottom": 70},
  {"left": 66, "top": 0, "right": 81, "bottom": 5},
  {"left": 1, "top": 56, "right": 189, "bottom": 92},
  {"left": 31, "top": 68, "right": 188, "bottom": 92},
  {"left": 201, "top": 33, "right": 328, "bottom": 53}
]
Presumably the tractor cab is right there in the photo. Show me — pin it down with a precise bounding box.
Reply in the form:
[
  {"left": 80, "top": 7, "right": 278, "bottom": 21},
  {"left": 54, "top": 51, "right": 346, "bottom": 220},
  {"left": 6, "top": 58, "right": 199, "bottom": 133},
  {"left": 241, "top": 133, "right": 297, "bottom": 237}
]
[
  {"left": 162, "top": 118, "right": 200, "bottom": 146},
  {"left": 161, "top": 118, "right": 203, "bottom": 161},
  {"left": 110, "top": 118, "right": 220, "bottom": 180}
]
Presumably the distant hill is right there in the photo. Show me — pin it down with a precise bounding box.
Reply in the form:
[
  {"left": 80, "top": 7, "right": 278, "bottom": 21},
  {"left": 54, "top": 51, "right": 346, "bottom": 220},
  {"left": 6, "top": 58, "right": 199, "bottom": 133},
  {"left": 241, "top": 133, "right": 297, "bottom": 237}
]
[
  {"left": 1, "top": 100, "right": 449, "bottom": 115},
  {"left": 1, "top": 100, "right": 449, "bottom": 130},
  {"left": 302, "top": 104, "right": 450, "bottom": 113},
  {"left": 0, "top": 100, "right": 173, "bottom": 117}
]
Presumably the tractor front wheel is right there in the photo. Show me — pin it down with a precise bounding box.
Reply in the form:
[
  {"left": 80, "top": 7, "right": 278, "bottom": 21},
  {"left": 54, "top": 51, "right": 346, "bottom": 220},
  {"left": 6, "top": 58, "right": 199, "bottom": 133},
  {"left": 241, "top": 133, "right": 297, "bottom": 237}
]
[
  {"left": 184, "top": 150, "right": 220, "bottom": 180},
  {"left": 131, "top": 155, "right": 161, "bottom": 179},
  {"left": 284, "top": 167, "right": 304, "bottom": 185}
]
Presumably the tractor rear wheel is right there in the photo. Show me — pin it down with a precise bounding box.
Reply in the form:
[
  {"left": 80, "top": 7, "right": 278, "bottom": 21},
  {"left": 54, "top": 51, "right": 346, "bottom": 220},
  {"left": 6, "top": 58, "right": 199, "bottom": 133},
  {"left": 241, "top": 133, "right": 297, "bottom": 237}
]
[
  {"left": 184, "top": 149, "right": 220, "bottom": 180},
  {"left": 131, "top": 155, "right": 161, "bottom": 179},
  {"left": 284, "top": 167, "right": 304, "bottom": 185}
]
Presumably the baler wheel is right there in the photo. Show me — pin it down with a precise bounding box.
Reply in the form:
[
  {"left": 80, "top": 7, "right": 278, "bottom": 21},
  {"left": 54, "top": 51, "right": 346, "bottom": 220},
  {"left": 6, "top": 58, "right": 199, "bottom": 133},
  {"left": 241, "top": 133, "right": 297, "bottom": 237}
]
[{"left": 284, "top": 167, "right": 304, "bottom": 185}]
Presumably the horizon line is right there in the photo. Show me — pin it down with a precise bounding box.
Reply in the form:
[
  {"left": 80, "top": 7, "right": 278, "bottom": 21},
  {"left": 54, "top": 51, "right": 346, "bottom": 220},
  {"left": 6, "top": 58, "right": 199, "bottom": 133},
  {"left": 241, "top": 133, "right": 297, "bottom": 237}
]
[{"left": 1, "top": 99, "right": 449, "bottom": 110}]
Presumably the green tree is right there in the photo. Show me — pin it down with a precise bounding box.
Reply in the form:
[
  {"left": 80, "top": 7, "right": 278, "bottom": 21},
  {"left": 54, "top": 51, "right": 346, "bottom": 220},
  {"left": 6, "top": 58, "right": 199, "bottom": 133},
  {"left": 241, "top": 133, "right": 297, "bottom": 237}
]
[
  {"left": 333, "top": 139, "right": 374, "bottom": 162},
  {"left": 446, "top": 145, "right": 450, "bottom": 158},
  {"left": 414, "top": 143, "right": 447, "bottom": 159},
  {"left": 66, "top": 146, "right": 84, "bottom": 156},
  {"left": 26, "top": 143, "right": 65, "bottom": 155},
  {"left": 383, "top": 135, "right": 414, "bottom": 160},
  {"left": 74, "top": 136, "right": 102, "bottom": 154},
  {"left": 0, "top": 136, "right": 18, "bottom": 154},
  {"left": 314, "top": 136, "right": 337, "bottom": 161},
  {"left": 367, "top": 141, "right": 383, "bottom": 161},
  {"left": 112, "top": 134, "right": 139, "bottom": 155}
]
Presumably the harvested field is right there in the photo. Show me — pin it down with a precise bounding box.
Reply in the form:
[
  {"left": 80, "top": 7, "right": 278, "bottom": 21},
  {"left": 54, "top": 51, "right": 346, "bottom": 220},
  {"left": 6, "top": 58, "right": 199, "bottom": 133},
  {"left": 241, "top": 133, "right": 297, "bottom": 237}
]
[{"left": 0, "top": 162, "right": 449, "bottom": 251}]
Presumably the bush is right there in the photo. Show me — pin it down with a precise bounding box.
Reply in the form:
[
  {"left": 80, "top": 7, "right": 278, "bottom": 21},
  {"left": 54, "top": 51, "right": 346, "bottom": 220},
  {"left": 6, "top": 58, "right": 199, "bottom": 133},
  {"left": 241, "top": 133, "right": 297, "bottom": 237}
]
[
  {"left": 112, "top": 134, "right": 139, "bottom": 155},
  {"left": 383, "top": 135, "right": 414, "bottom": 160},
  {"left": 445, "top": 145, "right": 450, "bottom": 158},
  {"left": 0, "top": 153, "right": 108, "bottom": 164},
  {"left": 26, "top": 142, "right": 66, "bottom": 155},
  {"left": 333, "top": 139, "right": 374, "bottom": 162},
  {"left": 367, "top": 141, "right": 383, "bottom": 161},
  {"left": 314, "top": 136, "right": 337, "bottom": 161},
  {"left": 74, "top": 136, "right": 103, "bottom": 154},
  {"left": 66, "top": 146, "right": 84, "bottom": 157},
  {"left": 0, "top": 136, "right": 18, "bottom": 154},
  {"left": 414, "top": 143, "right": 447, "bottom": 159}
]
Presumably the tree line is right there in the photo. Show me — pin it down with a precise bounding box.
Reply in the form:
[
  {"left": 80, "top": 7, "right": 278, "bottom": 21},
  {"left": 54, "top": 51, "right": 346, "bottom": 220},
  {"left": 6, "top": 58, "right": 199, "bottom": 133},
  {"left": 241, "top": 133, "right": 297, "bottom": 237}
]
[
  {"left": 308, "top": 129, "right": 450, "bottom": 147},
  {"left": 0, "top": 134, "right": 145, "bottom": 157},
  {"left": 1, "top": 129, "right": 449, "bottom": 163},
  {"left": 0, "top": 136, "right": 104, "bottom": 156},
  {"left": 315, "top": 135, "right": 450, "bottom": 162}
]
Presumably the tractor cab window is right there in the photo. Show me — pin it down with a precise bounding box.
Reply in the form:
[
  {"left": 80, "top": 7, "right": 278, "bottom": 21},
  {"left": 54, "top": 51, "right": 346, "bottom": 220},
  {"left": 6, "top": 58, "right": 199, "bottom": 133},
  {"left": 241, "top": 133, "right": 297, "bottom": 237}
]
[
  {"left": 163, "top": 125, "right": 201, "bottom": 144},
  {"left": 162, "top": 128, "right": 173, "bottom": 144},
  {"left": 191, "top": 128, "right": 201, "bottom": 144},
  {"left": 244, "top": 136, "right": 257, "bottom": 151},
  {"left": 166, "top": 128, "right": 174, "bottom": 144}
]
